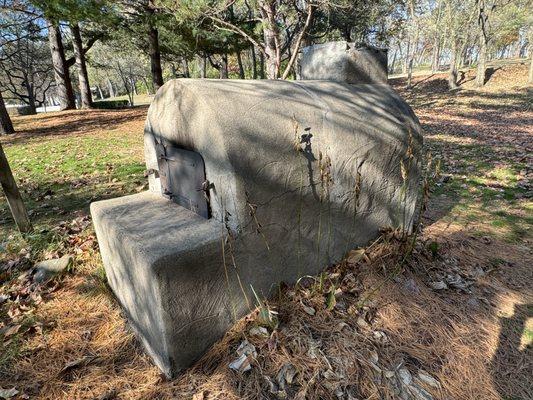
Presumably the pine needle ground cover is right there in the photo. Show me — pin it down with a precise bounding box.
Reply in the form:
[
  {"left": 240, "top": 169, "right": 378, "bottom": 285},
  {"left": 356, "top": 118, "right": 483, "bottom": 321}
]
[{"left": 0, "top": 63, "right": 531, "bottom": 399}]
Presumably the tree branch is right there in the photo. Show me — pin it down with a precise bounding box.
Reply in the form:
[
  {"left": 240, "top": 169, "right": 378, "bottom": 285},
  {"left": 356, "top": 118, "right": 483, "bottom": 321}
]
[
  {"left": 210, "top": 15, "right": 265, "bottom": 55},
  {"left": 281, "top": 3, "right": 314, "bottom": 80},
  {"left": 65, "top": 33, "right": 103, "bottom": 68}
]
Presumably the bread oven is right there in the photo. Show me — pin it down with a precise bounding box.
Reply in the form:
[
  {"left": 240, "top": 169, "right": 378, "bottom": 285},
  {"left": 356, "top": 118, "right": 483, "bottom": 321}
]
[{"left": 91, "top": 41, "right": 423, "bottom": 378}]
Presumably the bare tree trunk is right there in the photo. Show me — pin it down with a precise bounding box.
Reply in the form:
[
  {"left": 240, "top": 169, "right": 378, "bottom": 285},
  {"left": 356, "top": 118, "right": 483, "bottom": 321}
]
[
  {"left": 527, "top": 45, "right": 533, "bottom": 83},
  {"left": 476, "top": 36, "right": 487, "bottom": 87},
  {"left": 431, "top": 40, "right": 441, "bottom": 72},
  {"left": 407, "top": 58, "right": 414, "bottom": 88},
  {"left": 0, "top": 90, "right": 14, "bottom": 135},
  {"left": 407, "top": 23, "right": 420, "bottom": 85},
  {"left": 107, "top": 78, "right": 115, "bottom": 98},
  {"left": 431, "top": 0, "right": 443, "bottom": 73},
  {"left": 116, "top": 63, "right": 134, "bottom": 106},
  {"left": 251, "top": 46, "right": 257, "bottom": 79},
  {"left": 47, "top": 20, "right": 76, "bottom": 110},
  {"left": 96, "top": 84, "right": 104, "bottom": 99},
  {"left": 236, "top": 51, "right": 245, "bottom": 79},
  {"left": 448, "top": 38, "right": 459, "bottom": 90},
  {"left": 475, "top": 2, "right": 489, "bottom": 87},
  {"left": 219, "top": 54, "right": 228, "bottom": 79},
  {"left": 200, "top": 53, "right": 207, "bottom": 78},
  {"left": 389, "top": 46, "right": 398, "bottom": 74},
  {"left": 259, "top": 1, "right": 281, "bottom": 79},
  {"left": 182, "top": 58, "right": 190, "bottom": 78},
  {"left": 27, "top": 91, "right": 37, "bottom": 114},
  {"left": 148, "top": 25, "right": 164, "bottom": 92},
  {"left": 142, "top": 77, "right": 152, "bottom": 94},
  {"left": 403, "top": 38, "right": 411, "bottom": 74},
  {"left": 259, "top": 51, "right": 265, "bottom": 79},
  {"left": 0, "top": 142, "right": 32, "bottom": 233},
  {"left": 70, "top": 23, "right": 93, "bottom": 109}
]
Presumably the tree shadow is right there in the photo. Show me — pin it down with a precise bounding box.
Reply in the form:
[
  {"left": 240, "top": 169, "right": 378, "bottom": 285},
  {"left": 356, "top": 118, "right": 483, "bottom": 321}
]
[
  {"left": 484, "top": 67, "right": 502, "bottom": 85},
  {"left": 491, "top": 303, "right": 533, "bottom": 399},
  {"left": 4, "top": 106, "right": 148, "bottom": 146}
]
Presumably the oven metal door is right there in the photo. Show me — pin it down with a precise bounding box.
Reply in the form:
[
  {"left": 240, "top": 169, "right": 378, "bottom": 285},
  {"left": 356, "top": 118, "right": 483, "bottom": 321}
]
[{"left": 156, "top": 142, "right": 209, "bottom": 218}]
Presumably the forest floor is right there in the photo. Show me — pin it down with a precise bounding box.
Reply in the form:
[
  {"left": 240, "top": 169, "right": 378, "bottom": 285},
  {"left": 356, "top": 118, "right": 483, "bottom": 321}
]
[{"left": 0, "top": 61, "right": 531, "bottom": 400}]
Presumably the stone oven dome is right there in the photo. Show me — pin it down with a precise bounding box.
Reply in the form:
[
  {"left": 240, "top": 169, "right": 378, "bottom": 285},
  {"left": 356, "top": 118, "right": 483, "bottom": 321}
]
[
  {"left": 93, "top": 64, "right": 423, "bottom": 377},
  {"left": 145, "top": 78, "right": 422, "bottom": 236}
]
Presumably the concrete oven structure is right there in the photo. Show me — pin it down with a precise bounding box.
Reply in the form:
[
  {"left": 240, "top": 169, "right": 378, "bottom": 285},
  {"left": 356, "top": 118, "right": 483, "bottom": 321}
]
[{"left": 91, "top": 41, "right": 423, "bottom": 378}]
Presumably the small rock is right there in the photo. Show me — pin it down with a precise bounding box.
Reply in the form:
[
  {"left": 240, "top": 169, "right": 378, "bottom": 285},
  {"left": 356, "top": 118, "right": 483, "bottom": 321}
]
[
  {"left": 33, "top": 255, "right": 73, "bottom": 283},
  {"left": 429, "top": 281, "right": 447, "bottom": 290},
  {"left": 372, "top": 330, "right": 387, "bottom": 342},
  {"left": 403, "top": 278, "right": 420, "bottom": 295},
  {"left": 472, "top": 266, "right": 485, "bottom": 278},
  {"left": 97, "top": 389, "right": 118, "bottom": 400},
  {"left": 323, "top": 369, "right": 338, "bottom": 380},
  {"left": 481, "top": 236, "right": 491, "bottom": 244},
  {"left": 398, "top": 368, "right": 412, "bottom": 385},
  {"left": 466, "top": 297, "right": 480, "bottom": 309},
  {"left": 408, "top": 383, "right": 434, "bottom": 400},
  {"left": 369, "top": 350, "right": 379, "bottom": 364},
  {"left": 264, "top": 376, "right": 279, "bottom": 394},
  {"left": 356, "top": 317, "right": 371, "bottom": 330},
  {"left": 334, "top": 387, "right": 344, "bottom": 398},
  {"left": 306, "top": 339, "right": 320, "bottom": 358},
  {"left": 417, "top": 370, "right": 441, "bottom": 389},
  {"left": 249, "top": 326, "right": 269, "bottom": 338},
  {"left": 446, "top": 273, "right": 471, "bottom": 291},
  {"left": 0, "top": 294, "right": 9, "bottom": 304},
  {"left": 384, "top": 370, "right": 395, "bottom": 379},
  {"left": 335, "top": 322, "right": 349, "bottom": 331},
  {"left": 276, "top": 363, "right": 297, "bottom": 389},
  {"left": 0, "top": 387, "right": 18, "bottom": 399}
]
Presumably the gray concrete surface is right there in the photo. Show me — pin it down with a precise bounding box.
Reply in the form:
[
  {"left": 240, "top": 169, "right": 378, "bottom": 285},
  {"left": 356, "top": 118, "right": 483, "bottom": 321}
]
[
  {"left": 300, "top": 41, "right": 388, "bottom": 83},
  {"left": 91, "top": 192, "right": 233, "bottom": 376},
  {"left": 93, "top": 52, "right": 422, "bottom": 377}
]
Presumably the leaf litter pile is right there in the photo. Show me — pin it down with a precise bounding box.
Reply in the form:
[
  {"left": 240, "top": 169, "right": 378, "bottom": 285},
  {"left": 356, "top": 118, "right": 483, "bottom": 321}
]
[{"left": 1, "top": 63, "right": 532, "bottom": 399}]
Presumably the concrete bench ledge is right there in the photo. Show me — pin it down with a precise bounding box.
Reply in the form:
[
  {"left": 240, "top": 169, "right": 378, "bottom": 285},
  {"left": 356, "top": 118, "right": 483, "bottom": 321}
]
[{"left": 90, "top": 192, "right": 231, "bottom": 377}]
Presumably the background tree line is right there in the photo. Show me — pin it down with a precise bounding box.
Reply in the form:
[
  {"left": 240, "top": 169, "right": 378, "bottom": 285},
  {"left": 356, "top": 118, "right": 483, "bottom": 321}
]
[{"left": 1, "top": 0, "right": 532, "bottom": 134}]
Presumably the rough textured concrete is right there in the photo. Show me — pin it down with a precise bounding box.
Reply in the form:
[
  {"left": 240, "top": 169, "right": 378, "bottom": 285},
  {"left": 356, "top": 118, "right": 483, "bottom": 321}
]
[
  {"left": 300, "top": 41, "right": 388, "bottom": 83},
  {"left": 94, "top": 59, "right": 422, "bottom": 377},
  {"left": 91, "top": 192, "right": 232, "bottom": 377}
]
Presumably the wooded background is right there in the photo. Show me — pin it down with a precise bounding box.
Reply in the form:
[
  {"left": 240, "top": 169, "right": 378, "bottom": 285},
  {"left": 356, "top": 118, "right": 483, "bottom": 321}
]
[{"left": 0, "top": 0, "right": 532, "bottom": 126}]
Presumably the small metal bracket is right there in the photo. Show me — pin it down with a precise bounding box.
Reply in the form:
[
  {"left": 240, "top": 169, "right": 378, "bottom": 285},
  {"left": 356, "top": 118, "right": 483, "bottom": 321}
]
[{"left": 144, "top": 168, "right": 159, "bottom": 178}]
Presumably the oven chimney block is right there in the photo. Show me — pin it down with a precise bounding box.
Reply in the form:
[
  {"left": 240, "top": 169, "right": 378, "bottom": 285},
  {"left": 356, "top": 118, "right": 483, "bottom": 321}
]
[{"left": 300, "top": 41, "right": 388, "bottom": 84}]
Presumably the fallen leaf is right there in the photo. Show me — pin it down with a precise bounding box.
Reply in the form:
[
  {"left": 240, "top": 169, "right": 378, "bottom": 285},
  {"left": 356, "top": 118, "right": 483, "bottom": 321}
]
[
  {"left": 1, "top": 324, "right": 22, "bottom": 339},
  {"left": 96, "top": 389, "right": 118, "bottom": 400},
  {"left": 60, "top": 355, "right": 98, "bottom": 375},
  {"left": 249, "top": 326, "right": 269, "bottom": 338},
  {"left": 0, "top": 387, "right": 18, "bottom": 399},
  {"left": 301, "top": 302, "right": 316, "bottom": 316},
  {"left": 347, "top": 249, "right": 365, "bottom": 263},
  {"left": 326, "top": 289, "right": 336, "bottom": 311}
]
